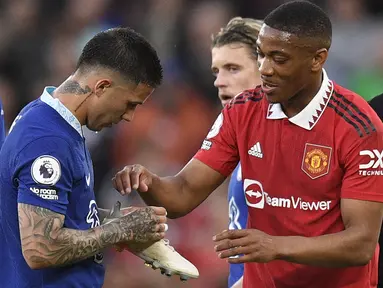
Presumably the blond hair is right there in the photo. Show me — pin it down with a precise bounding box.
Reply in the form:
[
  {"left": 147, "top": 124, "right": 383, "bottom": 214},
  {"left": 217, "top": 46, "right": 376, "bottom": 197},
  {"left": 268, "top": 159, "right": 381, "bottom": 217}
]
[{"left": 212, "top": 17, "right": 264, "bottom": 57}]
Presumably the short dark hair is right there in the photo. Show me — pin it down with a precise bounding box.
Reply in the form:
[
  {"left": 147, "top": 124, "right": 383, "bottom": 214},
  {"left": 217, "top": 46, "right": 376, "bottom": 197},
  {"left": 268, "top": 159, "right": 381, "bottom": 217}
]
[
  {"left": 76, "top": 27, "right": 163, "bottom": 88},
  {"left": 212, "top": 17, "right": 263, "bottom": 58},
  {"left": 264, "top": 1, "right": 332, "bottom": 49}
]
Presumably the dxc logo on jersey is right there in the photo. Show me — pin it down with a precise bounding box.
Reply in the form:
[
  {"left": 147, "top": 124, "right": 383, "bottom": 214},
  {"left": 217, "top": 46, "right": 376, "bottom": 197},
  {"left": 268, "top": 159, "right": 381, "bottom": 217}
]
[
  {"left": 359, "top": 149, "right": 383, "bottom": 176},
  {"left": 86, "top": 200, "right": 100, "bottom": 228},
  {"left": 244, "top": 179, "right": 331, "bottom": 211}
]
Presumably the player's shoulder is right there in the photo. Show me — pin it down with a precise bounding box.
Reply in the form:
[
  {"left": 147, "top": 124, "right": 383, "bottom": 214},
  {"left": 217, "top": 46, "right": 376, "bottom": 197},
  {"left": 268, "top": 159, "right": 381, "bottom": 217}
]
[
  {"left": 19, "top": 100, "right": 69, "bottom": 131},
  {"left": 15, "top": 101, "right": 57, "bottom": 132},
  {"left": 329, "top": 82, "right": 382, "bottom": 138},
  {"left": 225, "top": 86, "right": 264, "bottom": 112},
  {"left": 7, "top": 100, "right": 72, "bottom": 151}
]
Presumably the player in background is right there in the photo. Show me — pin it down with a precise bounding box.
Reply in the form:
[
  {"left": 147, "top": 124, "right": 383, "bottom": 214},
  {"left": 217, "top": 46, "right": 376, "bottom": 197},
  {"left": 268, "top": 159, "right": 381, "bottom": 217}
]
[
  {"left": 113, "top": 2, "right": 383, "bottom": 287},
  {"left": 0, "top": 97, "right": 5, "bottom": 148},
  {"left": 210, "top": 17, "right": 262, "bottom": 288},
  {"left": 370, "top": 93, "right": 383, "bottom": 120},
  {"left": 0, "top": 27, "right": 196, "bottom": 288},
  {"left": 368, "top": 92, "right": 383, "bottom": 288}
]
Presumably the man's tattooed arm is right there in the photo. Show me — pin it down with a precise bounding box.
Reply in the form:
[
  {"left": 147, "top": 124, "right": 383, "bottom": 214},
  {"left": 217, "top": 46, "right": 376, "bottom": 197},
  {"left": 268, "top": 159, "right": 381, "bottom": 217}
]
[
  {"left": 18, "top": 203, "right": 161, "bottom": 269},
  {"left": 56, "top": 80, "right": 91, "bottom": 95}
]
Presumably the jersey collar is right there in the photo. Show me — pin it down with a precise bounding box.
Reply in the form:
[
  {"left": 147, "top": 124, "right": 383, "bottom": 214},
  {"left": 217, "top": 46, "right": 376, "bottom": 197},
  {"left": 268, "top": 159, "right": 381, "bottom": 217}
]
[
  {"left": 40, "top": 86, "right": 83, "bottom": 137},
  {"left": 266, "top": 69, "right": 334, "bottom": 130}
]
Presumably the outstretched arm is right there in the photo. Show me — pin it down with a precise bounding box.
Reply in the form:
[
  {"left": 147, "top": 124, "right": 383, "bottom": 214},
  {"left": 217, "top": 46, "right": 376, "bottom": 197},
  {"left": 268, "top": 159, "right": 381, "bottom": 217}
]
[{"left": 114, "top": 159, "right": 226, "bottom": 218}]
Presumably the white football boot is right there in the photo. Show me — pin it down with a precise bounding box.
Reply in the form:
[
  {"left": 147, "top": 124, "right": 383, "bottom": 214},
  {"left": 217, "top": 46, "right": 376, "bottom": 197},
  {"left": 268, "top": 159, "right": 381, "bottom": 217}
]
[{"left": 103, "top": 202, "right": 199, "bottom": 281}]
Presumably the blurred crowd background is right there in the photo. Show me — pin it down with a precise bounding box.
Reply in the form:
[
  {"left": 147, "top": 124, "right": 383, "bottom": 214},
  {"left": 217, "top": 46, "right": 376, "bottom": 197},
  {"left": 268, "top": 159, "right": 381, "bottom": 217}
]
[{"left": 1, "top": 0, "right": 383, "bottom": 287}]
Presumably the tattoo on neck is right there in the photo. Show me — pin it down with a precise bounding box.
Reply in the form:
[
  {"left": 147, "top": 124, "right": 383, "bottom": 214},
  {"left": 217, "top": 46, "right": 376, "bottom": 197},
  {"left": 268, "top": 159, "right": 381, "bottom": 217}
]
[{"left": 57, "top": 80, "right": 91, "bottom": 95}]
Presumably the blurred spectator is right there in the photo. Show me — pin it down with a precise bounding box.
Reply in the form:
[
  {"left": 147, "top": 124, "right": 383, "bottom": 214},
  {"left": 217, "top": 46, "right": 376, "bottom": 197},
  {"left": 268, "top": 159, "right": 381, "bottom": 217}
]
[{"left": 347, "top": 38, "right": 383, "bottom": 101}]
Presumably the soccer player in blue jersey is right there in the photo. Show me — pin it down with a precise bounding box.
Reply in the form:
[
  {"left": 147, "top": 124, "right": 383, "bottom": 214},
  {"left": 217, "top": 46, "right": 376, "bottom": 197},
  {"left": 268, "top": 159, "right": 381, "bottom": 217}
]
[
  {"left": 0, "top": 27, "right": 168, "bottom": 288},
  {"left": 0, "top": 98, "right": 5, "bottom": 148},
  {"left": 210, "top": 17, "right": 262, "bottom": 288}
]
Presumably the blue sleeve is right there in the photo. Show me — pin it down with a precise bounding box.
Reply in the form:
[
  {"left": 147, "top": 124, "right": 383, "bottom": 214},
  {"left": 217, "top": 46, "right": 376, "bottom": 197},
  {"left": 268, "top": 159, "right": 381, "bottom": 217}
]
[
  {"left": 14, "top": 136, "right": 75, "bottom": 215},
  {"left": 228, "top": 164, "right": 246, "bottom": 288},
  {"left": 228, "top": 164, "right": 247, "bottom": 230},
  {"left": 0, "top": 100, "right": 5, "bottom": 149}
]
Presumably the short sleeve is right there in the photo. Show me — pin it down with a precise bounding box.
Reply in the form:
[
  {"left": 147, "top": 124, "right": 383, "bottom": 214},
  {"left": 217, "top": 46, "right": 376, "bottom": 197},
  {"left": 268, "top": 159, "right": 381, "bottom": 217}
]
[
  {"left": 14, "top": 136, "right": 75, "bottom": 215},
  {"left": 341, "top": 130, "right": 383, "bottom": 202},
  {"left": 194, "top": 107, "right": 239, "bottom": 176}
]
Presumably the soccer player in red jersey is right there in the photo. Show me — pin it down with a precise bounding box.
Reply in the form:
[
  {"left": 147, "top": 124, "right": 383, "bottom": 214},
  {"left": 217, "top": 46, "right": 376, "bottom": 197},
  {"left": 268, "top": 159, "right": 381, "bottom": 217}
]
[{"left": 113, "top": 1, "right": 383, "bottom": 287}]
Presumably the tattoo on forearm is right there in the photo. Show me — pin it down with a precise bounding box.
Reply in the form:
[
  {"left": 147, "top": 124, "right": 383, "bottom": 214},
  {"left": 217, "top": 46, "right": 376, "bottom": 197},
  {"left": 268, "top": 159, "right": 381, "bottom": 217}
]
[
  {"left": 56, "top": 80, "right": 91, "bottom": 95},
  {"left": 18, "top": 204, "right": 159, "bottom": 268}
]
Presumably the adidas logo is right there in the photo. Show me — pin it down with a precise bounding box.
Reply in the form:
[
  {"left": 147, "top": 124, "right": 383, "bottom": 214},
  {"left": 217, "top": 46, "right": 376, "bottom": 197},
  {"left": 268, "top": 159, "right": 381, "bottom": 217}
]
[{"left": 248, "top": 142, "right": 263, "bottom": 158}]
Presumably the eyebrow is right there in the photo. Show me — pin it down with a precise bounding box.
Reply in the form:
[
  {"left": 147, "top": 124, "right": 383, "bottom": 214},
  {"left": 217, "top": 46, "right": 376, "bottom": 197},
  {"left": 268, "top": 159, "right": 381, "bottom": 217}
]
[
  {"left": 212, "top": 62, "right": 241, "bottom": 69},
  {"left": 257, "top": 45, "right": 289, "bottom": 57},
  {"left": 269, "top": 50, "right": 289, "bottom": 56}
]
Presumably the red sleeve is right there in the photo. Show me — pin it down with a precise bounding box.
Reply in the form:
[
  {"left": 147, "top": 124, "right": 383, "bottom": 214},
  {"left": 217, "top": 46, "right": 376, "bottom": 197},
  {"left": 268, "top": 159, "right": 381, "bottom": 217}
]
[
  {"left": 193, "top": 107, "right": 239, "bottom": 177},
  {"left": 341, "top": 129, "right": 383, "bottom": 202}
]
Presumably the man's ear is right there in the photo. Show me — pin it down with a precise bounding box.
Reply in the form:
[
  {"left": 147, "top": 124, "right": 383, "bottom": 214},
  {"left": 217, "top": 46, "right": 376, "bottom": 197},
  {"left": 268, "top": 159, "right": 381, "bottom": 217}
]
[
  {"left": 311, "top": 48, "right": 328, "bottom": 73},
  {"left": 94, "top": 79, "right": 112, "bottom": 97}
]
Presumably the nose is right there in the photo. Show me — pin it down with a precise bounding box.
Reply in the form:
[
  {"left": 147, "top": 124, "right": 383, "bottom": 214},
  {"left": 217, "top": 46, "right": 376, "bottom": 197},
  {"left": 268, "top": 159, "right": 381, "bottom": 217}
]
[
  {"left": 258, "top": 57, "right": 273, "bottom": 77},
  {"left": 214, "top": 72, "right": 227, "bottom": 88}
]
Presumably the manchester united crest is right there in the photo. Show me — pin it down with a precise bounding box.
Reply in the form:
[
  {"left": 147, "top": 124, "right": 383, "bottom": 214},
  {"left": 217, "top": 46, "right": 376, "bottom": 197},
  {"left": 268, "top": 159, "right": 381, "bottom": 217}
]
[{"left": 301, "top": 143, "right": 332, "bottom": 179}]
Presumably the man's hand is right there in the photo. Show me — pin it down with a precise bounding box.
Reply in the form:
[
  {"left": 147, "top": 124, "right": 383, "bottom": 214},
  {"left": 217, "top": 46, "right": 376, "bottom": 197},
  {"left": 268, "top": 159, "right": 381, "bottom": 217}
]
[
  {"left": 111, "top": 206, "right": 167, "bottom": 244},
  {"left": 213, "top": 229, "right": 279, "bottom": 264},
  {"left": 103, "top": 202, "right": 168, "bottom": 252},
  {"left": 112, "top": 164, "right": 157, "bottom": 195}
]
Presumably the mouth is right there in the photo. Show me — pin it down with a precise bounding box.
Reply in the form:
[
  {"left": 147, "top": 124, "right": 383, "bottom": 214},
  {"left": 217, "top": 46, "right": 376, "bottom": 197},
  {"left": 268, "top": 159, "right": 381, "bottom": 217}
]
[
  {"left": 218, "top": 94, "right": 235, "bottom": 107},
  {"left": 261, "top": 81, "right": 278, "bottom": 94},
  {"left": 219, "top": 94, "right": 234, "bottom": 101}
]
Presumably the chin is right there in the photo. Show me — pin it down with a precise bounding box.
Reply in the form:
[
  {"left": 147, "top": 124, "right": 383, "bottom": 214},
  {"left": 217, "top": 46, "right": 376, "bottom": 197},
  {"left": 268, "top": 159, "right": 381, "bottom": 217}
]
[
  {"left": 86, "top": 124, "right": 102, "bottom": 132},
  {"left": 265, "top": 94, "right": 281, "bottom": 104}
]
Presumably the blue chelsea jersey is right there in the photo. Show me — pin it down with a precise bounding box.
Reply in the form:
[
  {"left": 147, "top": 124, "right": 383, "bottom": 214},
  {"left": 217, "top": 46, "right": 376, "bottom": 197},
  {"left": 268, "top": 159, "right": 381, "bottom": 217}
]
[
  {"left": 0, "top": 87, "right": 104, "bottom": 288},
  {"left": 228, "top": 164, "right": 248, "bottom": 287}
]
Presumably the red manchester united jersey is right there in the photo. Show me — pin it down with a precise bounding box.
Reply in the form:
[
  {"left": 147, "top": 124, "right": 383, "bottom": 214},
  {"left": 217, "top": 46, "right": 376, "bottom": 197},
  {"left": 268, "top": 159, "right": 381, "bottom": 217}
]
[{"left": 194, "top": 70, "right": 383, "bottom": 288}]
